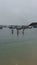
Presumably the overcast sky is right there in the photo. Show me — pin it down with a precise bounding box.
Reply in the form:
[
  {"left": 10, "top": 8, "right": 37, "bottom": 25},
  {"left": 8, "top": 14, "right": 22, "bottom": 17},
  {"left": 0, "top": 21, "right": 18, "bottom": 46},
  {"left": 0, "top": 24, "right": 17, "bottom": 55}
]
[{"left": 0, "top": 0, "right": 37, "bottom": 25}]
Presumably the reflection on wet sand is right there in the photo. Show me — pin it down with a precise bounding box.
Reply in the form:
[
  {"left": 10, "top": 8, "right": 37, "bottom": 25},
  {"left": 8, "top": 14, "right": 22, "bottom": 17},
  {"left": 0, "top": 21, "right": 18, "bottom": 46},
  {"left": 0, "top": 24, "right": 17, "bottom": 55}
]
[
  {"left": 0, "top": 23, "right": 37, "bottom": 65},
  {"left": 0, "top": 42, "right": 37, "bottom": 65}
]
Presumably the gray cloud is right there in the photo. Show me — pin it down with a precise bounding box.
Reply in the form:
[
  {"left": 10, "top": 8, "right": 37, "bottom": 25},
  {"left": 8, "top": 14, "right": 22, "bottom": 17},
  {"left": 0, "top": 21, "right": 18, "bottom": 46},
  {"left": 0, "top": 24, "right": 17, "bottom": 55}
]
[{"left": 0, "top": 0, "right": 37, "bottom": 25}]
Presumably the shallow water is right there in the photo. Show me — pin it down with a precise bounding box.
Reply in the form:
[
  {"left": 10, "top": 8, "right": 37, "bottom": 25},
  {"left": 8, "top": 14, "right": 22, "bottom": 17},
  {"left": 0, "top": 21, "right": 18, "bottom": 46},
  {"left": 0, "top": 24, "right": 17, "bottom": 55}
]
[{"left": 0, "top": 28, "right": 37, "bottom": 65}]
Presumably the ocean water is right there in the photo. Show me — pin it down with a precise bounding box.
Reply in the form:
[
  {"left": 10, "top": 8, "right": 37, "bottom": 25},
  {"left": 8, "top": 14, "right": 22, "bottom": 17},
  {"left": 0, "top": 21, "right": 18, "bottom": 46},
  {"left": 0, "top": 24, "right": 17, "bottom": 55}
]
[{"left": 0, "top": 28, "right": 37, "bottom": 65}]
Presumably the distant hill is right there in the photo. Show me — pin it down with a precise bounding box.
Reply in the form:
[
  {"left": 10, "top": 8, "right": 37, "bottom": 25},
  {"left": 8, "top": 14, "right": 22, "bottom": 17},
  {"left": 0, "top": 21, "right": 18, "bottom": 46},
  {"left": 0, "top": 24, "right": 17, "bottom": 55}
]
[{"left": 29, "top": 22, "right": 37, "bottom": 26}]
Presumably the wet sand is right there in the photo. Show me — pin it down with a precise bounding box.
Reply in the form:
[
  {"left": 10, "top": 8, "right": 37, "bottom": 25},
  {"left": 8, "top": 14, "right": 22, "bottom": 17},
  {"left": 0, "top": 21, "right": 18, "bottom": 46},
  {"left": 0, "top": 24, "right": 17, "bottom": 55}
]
[{"left": 0, "top": 42, "right": 37, "bottom": 65}]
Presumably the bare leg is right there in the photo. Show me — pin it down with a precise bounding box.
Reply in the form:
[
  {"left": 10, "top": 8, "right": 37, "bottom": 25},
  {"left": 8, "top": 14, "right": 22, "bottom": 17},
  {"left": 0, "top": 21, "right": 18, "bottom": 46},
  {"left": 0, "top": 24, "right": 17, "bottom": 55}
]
[
  {"left": 22, "top": 29, "right": 24, "bottom": 35},
  {"left": 17, "top": 29, "right": 19, "bottom": 36},
  {"left": 12, "top": 29, "right": 14, "bottom": 35}
]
